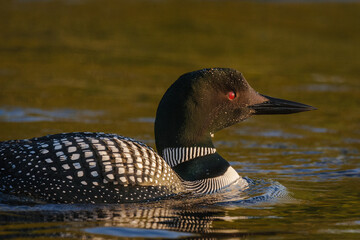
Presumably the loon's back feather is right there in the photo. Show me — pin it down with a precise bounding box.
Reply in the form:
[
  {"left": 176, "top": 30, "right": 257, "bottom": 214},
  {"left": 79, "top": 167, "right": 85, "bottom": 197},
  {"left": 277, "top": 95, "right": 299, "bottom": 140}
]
[{"left": 0, "top": 132, "right": 184, "bottom": 203}]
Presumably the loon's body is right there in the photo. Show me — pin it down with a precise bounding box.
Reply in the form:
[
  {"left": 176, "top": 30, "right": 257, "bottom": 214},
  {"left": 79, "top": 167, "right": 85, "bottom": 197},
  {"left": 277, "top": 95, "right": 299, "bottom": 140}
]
[
  {"left": 0, "top": 68, "right": 315, "bottom": 203},
  {"left": 0, "top": 133, "right": 184, "bottom": 203}
]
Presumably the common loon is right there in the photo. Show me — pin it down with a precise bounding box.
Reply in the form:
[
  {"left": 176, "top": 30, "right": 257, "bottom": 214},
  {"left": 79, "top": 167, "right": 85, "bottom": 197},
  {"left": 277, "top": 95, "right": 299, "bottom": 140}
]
[{"left": 0, "top": 68, "right": 315, "bottom": 204}]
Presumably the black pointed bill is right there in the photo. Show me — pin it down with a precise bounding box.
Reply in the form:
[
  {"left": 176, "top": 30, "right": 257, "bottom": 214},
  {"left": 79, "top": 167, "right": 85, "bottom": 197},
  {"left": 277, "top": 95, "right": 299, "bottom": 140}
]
[{"left": 249, "top": 94, "right": 317, "bottom": 115}]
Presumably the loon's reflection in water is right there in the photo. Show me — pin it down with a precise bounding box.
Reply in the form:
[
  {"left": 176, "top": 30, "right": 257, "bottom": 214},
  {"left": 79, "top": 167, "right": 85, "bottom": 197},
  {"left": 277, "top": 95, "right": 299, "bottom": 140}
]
[{"left": 0, "top": 178, "right": 289, "bottom": 238}]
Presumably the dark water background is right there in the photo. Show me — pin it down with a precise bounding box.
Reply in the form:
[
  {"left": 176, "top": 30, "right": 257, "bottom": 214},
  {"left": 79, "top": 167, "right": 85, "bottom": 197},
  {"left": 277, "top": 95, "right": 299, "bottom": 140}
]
[{"left": 0, "top": 0, "right": 359, "bottom": 239}]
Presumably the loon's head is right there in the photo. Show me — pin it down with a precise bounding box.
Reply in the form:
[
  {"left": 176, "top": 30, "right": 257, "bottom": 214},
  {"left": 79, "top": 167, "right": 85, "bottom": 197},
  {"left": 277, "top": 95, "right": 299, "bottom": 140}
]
[{"left": 155, "top": 68, "right": 315, "bottom": 155}]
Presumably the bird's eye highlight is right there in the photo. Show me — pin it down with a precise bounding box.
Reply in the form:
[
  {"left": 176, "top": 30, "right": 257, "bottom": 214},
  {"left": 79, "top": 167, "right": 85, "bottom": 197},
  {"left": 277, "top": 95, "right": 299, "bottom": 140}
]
[{"left": 227, "top": 91, "right": 236, "bottom": 100}]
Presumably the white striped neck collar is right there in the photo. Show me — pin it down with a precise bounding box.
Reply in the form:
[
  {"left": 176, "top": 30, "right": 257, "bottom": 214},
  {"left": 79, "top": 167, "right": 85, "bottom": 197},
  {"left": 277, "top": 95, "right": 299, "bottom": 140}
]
[{"left": 162, "top": 147, "right": 216, "bottom": 167}]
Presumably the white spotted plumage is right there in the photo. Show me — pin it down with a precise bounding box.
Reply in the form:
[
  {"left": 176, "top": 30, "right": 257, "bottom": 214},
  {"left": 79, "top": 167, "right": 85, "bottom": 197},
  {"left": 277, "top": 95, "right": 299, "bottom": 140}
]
[{"left": 0, "top": 132, "right": 186, "bottom": 203}]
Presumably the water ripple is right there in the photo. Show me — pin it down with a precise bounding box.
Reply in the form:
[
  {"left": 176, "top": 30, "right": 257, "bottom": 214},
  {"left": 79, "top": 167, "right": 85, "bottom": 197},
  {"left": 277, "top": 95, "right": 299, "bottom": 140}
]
[{"left": 0, "top": 107, "right": 104, "bottom": 123}]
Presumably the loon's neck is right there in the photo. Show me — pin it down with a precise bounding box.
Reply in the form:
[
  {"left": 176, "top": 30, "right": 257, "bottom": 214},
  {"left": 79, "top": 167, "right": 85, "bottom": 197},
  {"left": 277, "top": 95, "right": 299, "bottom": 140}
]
[
  {"left": 162, "top": 146, "right": 217, "bottom": 168},
  {"left": 154, "top": 101, "right": 243, "bottom": 192},
  {"left": 154, "top": 73, "right": 216, "bottom": 155},
  {"left": 161, "top": 147, "right": 244, "bottom": 193}
]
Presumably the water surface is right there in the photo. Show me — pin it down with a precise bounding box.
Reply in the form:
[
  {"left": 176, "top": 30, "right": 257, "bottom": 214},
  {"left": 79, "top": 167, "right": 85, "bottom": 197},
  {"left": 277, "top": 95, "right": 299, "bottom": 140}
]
[{"left": 0, "top": 0, "right": 359, "bottom": 239}]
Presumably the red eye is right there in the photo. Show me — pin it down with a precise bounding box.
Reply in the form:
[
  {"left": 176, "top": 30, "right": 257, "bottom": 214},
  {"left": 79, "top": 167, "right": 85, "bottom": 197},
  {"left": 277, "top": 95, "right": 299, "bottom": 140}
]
[{"left": 227, "top": 91, "right": 236, "bottom": 100}]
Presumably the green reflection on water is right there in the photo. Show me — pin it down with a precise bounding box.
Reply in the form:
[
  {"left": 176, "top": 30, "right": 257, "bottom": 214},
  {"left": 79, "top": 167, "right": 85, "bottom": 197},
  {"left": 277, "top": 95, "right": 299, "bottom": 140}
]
[{"left": 0, "top": 0, "right": 359, "bottom": 239}]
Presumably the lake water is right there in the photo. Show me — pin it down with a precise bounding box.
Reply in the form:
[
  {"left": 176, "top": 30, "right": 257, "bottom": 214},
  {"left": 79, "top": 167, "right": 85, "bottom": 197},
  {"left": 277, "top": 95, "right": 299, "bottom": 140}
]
[{"left": 0, "top": 0, "right": 359, "bottom": 239}]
